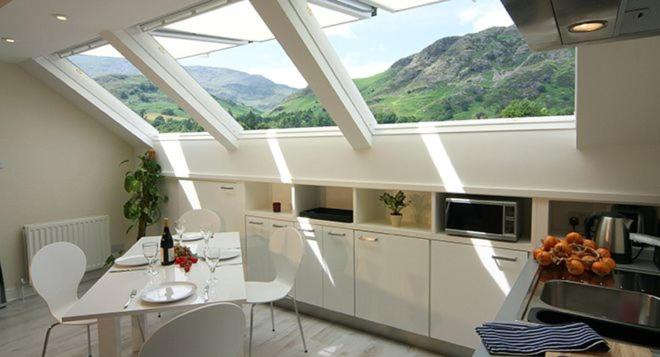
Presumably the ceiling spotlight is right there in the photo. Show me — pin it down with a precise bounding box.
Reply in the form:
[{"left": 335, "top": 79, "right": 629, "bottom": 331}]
[
  {"left": 2, "top": 37, "right": 15, "bottom": 43},
  {"left": 53, "top": 14, "right": 68, "bottom": 21},
  {"left": 568, "top": 20, "right": 607, "bottom": 33}
]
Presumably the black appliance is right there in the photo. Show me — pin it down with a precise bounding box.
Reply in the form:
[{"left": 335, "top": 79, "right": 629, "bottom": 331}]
[{"left": 299, "top": 207, "right": 353, "bottom": 223}]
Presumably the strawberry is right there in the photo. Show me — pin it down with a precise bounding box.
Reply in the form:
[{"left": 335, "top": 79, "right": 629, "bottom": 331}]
[{"left": 190, "top": 257, "right": 198, "bottom": 264}]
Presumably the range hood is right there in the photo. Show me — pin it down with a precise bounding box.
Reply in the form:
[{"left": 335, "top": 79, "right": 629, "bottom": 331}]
[{"left": 501, "top": 0, "right": 660, "bottom": 51}]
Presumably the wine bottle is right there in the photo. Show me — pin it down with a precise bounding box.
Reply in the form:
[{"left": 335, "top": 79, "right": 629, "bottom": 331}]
[{"left": 160, "top": 218, "right": 175, "bottom": 265}]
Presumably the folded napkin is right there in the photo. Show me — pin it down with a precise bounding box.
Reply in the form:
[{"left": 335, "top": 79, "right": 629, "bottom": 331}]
[{"left": 476, "top": 322, "right": 609, "bottom": 355}]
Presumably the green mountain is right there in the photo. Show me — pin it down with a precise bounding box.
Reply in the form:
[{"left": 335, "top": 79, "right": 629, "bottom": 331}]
[
  {"left": 270, "top": 26, "right": 575, "bottom": 123},
  {"left": 70, "top": 25, "right": 574, "bottom": 132}
]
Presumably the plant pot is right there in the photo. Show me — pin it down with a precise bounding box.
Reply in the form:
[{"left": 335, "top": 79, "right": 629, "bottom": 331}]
[{"left": 389, "top": 214, "right": 402, "bottom": 227}]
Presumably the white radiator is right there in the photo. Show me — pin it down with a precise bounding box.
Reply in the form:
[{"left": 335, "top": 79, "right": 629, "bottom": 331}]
[{"left": 24, "top": 215, "right": 111, "bottom": 273}]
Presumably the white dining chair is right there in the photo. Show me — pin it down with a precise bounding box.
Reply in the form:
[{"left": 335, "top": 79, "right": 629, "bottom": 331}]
[
  {"left": 139, "top": 303, "right": 245, "bottom": 357},
  {"left": 30, "top": 242, "right": 96, "bottom": 357},
  {"left": 246, "top": 227, "right": 307, "bottom": 356},
  {"left": 179, "top": 208, "right": 222, "bottom": 233}
]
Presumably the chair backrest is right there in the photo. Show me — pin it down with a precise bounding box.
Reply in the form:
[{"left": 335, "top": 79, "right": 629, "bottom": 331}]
[
  {"left": 139, "top": 303, "right": 245, "bottom": 357},
  {"left": 270, "top": 227, "right": 304, "bottom": 290},
  {"left": 30, "top": 242, "right": 86, "bottom": 320},
  {"left": 178, "top": 209, "right": 222, "bottom": 233}
]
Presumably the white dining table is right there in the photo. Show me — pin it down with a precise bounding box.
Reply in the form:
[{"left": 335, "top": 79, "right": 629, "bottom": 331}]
[{"left": 62, "top": 232, "right": 247, "bottom": 357}]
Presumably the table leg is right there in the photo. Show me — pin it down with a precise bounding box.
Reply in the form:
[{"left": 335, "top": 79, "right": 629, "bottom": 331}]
[
  {"left": 132, "top": 314, "right": 147, "bottom": 353},
  {"left": 97, "top": 316, "right": 121, "bottom": 357}
]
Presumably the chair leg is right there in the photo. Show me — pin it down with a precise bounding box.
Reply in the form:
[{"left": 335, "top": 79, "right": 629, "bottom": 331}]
[
  {"left": 86, "top": 324, "right": 92, "bottom": 357},
  {"left": 269, "top": 302, "right": 275, "bottom": 332},
  {"left": 249, "top": 304, "right": 255, "bottom": 357},
  {"left": 41, "top": 322, "right": 60, "bottom": 357},
  {"left": 291, "top": 298, "right": 308, "bottom": 353}
]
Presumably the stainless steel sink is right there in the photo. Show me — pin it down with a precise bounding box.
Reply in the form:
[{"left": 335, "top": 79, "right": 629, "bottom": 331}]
[
  {"left": 525, "top": 269, "right": 660, "bottom": 349},
  {"left": 539, "top": 280, "right": 660, "bottom": 328}
]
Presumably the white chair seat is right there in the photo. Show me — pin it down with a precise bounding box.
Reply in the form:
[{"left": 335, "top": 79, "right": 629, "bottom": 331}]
[{"left": 246, "top": 281, "right": 290, "bottom": 304}]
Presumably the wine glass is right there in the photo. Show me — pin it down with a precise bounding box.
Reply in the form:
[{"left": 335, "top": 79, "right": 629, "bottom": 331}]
[
  {"left": 200, "top": 224, "right": 212, "bottom": 247},
  {"left": 204, "top": 246, "right": 221, "bottom": 284},
  {"left": 142, "top": 242, "right": 159, "bottom": 276},
  {"left": 174, "top": 219, "right": 186, "bottom": 244}
]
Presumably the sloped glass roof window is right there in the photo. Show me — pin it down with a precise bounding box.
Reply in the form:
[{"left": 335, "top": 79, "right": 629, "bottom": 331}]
[
  {"left": 315, "top": 0, "right": 575, "bottom": 124},
  {"left": 68, "top": 45, "right": 204, "bottom": 133},
  {"left": 152, "top": 0, "right": 362, "bottom": 130}
]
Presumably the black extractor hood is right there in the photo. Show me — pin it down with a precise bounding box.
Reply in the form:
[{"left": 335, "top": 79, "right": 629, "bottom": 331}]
[{"left": 501, "top": 0, "right": 660, "bottom": 51}]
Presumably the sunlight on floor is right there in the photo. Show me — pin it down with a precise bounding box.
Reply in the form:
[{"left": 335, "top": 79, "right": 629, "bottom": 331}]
[
  {"left": 418, "top": 125, "right": 465, "bottom": 193},
  {"left": 297, "top": 218, "right": 335, "bottom": 287},
  {"left": 470, "top": 238, "right": 510, "bottom": 295},
  {"left": 267, "top": 130, "right": 293, "bottom": 184},
  {"left": 160, "top": 140, "right": 201, "bottom": 209}
]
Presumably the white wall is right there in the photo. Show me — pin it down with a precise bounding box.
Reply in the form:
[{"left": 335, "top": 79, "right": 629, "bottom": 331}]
[
  {"left": 0, "top": 62, "right": 136, "bottom": 295},
  {"left": 577, "top": 35, "right": 660, "bottom": 148},
  {"left": 154, "top": 127, "right": 660, "bottom": 205}
]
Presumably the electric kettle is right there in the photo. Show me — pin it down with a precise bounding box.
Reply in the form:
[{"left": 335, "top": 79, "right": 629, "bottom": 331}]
[{"left": 585, "top": 212, "right": 634, "bottom": 263}]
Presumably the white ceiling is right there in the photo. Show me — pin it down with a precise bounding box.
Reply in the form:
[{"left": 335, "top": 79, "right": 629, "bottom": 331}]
[{"left": 0, "top": 0, "right": 203, "bottom": 62}]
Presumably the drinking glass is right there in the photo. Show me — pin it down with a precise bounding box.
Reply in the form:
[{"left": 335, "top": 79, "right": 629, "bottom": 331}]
[
  {"left": 174, "top": 219, "right": 185, "bottom": 244},
  {"left": 142, "top": 242, "right": 159, "bottom": 276},
  {"left": 204, "top": 246, "right": 221, "bottom": 284},
  {"left": 200, "top": 224, "right": 213, "bottom": 247}
]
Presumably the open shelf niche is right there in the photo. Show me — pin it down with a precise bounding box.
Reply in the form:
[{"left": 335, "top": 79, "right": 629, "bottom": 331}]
[
  {"left": 244, "top": 181, "right": 294, "bottom": 217},
  {"left": 355, "top": 188, "right": 434, "bottom": 233},
  {"left": 294, "top": 185, "right": 354, "bottom": 219}
]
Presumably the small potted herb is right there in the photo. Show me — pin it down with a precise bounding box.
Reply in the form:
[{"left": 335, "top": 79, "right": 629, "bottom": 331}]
[{"left": 378, "top": 191, "right": 409, "bottom": 227}]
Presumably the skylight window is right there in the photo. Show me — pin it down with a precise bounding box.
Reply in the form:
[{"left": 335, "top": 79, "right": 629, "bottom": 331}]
[
  {"left": 163, "top": 0, "right": 359, "bottom": 42},
  {"left": 362, "top": 0, "right": 446, "bottom": 12},
  {"left": 314, "top": 0, "right": 575, "bottom": 124},
  {"left": 68, "top": 45, "right": 203, "bottom": 133}
]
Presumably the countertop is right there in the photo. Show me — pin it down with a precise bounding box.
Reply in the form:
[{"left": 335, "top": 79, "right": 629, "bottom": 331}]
[{"left": 473, "top": 260, "right": 660, "bottom": 357}]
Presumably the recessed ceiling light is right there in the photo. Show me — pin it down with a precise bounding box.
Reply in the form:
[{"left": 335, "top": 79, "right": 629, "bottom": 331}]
[
  {"left": 568, "top": 20, "right": 607, "bottom": 33},
  {"left": 2, "top": 37, "right": 15, "bottom": 43},
  {"left": 53, "top": 14, "right": 68, "bottom": 21}
]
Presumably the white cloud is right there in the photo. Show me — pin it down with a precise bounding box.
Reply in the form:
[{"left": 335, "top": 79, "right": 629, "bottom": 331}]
[
  {"left": 324, "top": 25, "right": 357, "bottom": 39},
  {"left": 458, "top": 1, "right": 513, "bottom": 32},
  {"left": 245, "top": 66, "right": 308, "bottom": 88}
]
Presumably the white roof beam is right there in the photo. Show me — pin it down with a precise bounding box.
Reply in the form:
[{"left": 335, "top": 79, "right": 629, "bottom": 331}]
[
  {"left": 101, "top": 27, "right": 242, "bottom": 151},
  {"left": 251, "top": 0, "right": 377, "bottom": 150},
  {"left": 24, "top": 55, "right": 157, "bottom": 147}
]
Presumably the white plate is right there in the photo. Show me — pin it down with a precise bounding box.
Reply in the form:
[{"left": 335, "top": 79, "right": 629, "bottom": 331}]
[
  {"left": 114, "top": 255, "right": 148, "bottom": 267},
  {"left": 219, "top": 249, "right": 240, "bottom": 261},
  {"left": 179, "top": 232, "right": 203, "bottom": 241},
  {"left": 140, "top": 282, "right": 197, "bottom": 304}
]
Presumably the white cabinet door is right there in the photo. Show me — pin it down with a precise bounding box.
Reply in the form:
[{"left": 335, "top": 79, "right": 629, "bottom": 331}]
[
  {"left": 294, "top": 224, "right": 324, "bottom": 306},
  {"left": 355, "top": 231, "right": 430, "bottom": 336},
  {"left": 322, "top": 227, "right": 354, "bottom": 316},
  {"left": 430, "top": 241, "right": 527, "bottom": 348},
  {"left": 245, "top": 217, "right": 272, "bottom": 282}
]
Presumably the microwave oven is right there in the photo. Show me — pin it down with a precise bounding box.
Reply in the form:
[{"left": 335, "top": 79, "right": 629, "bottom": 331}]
[{"left": 444, "top": 197, "right": 520, "bottom": 241}]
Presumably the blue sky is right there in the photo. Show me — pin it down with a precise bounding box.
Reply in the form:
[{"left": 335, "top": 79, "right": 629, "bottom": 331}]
[{"left": 181, "top": 0, "right": 513, "bottom": 88}]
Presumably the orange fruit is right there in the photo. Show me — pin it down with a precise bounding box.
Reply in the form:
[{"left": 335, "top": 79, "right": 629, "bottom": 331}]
[
  {"left": 566, "top": 259, "right": 585, "bottom": 276},
  {"left": 583, "top": 239, "right": 597, "bottom": 250},
  {"left": 542, "top": 236, "right": 559, "bottom": 250},
  {"left": 601, "top": 257, "right": 616, "bottom": 270},
  {"left": 597, "top": 248, "right": 611, "bottom": 258},
  {"left": 592, "top": 261, "right": 612, "bottom": 277},
  {"left": 537, "top": 251, "right": 553, "bottom": 266},
  {"left": 565, "top": 232, "right": 584, "bottom": 245}
]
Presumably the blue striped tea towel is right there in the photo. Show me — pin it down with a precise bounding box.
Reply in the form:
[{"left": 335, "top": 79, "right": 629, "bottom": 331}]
[{"left": 476, "top": 322, "right": 609, "bottom": 355}]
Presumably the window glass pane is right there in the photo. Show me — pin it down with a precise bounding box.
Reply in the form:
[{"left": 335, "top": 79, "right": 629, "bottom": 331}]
[
  {"left": 68, "top": 45, "right": 204, "bottom": 133},
  {"left": 154, "top": 0, "right": 366, "bottom": 130},
  {"left": 315, "top": 0, "right": 575, "bottom": 124}
]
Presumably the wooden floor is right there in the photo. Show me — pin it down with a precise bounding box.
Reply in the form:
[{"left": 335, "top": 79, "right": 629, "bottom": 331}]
[{"left": 0, "top": 279, "right": 440, "bottom": 356}]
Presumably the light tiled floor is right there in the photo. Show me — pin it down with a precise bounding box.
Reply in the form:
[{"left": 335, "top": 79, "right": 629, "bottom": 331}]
[{"left": 0, "top": 278, "right": 441, "bottom": 356}]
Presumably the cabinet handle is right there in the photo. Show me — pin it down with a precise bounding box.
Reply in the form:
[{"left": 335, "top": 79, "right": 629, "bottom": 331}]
[
  {"left": 359, "top": 236, "right": 378, "bottom": 242},
  {"left": 300, "top": 229, "right": 315, "bottom": 233},
  {"left": 248, "top": 221, "right": 263, "bottom": 226},
  {"left": 272, "top": 224, "right": 286, "bottom": 228},
  {"left": 220, "top": 186, "right": 234, "bottom": 190},
  {"left": 328, "top": 232, "right": 346, "bottom": 237},
  {"left": 492, "top": 255, "right": 517, "bottom": 262}
]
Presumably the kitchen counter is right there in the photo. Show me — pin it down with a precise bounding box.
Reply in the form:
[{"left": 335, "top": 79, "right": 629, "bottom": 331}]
[{"left": 473, "top": 260, "right": 660, "bottom": 357}]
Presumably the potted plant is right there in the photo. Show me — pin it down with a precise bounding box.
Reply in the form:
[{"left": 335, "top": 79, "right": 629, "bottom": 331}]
[
  {"left": 378, "top": 191, "right": 409, "bottom": 227},
  {"left": 122, "top": 149, "right": 167, "bottom": 241}
]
